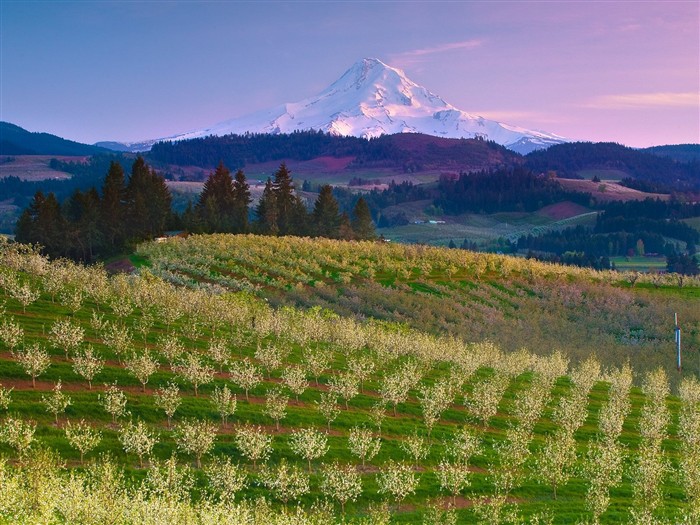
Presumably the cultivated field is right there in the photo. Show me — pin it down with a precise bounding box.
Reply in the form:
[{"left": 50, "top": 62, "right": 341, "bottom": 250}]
[{"left": 0, "top": 238, "right": 698, "bottom": 524}]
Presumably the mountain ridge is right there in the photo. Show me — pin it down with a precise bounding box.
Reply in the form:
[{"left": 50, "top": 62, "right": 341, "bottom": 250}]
[{"left": 104, "top": 58, "right": 568, "bottom": 154}]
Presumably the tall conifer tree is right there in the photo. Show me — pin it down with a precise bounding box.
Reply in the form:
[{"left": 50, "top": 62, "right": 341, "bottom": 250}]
[
  {"left": 100, "top": 161, "right": 127, "bottom": 252},
  {"left": 232, "top": 169, "right": 252, "bottom": 233},
  {"left": 197, "top": 161, "right": 236, "bottom": 232},
  {"left": 351, "top": 197, "right": 376, "bottom": 240},
  {"left": 312, "top": 185, "right": 341, "bottom": 238}
]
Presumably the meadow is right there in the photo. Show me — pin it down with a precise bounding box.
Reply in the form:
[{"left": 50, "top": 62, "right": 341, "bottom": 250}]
[{"left": 0, "top": 237, "right": 698, "bottom": 524}]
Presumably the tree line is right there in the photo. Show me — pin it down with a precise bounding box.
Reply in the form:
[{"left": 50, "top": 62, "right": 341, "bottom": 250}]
[{"left": 14, "top": 158, "right": 376, "bottom": 262}]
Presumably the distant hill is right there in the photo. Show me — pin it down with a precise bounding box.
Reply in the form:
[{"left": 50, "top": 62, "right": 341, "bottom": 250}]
[
  {"left": 0, "top": 122, "right": 109, "bottom": 156},
  {"left": 148, "top": 130, "right": 522, "bottom": 173},
  {"left": 525, "top": 141, "right": 700, "bottom": 192},
  {"left": 643, "top": 144, "right": 700, "bottom": 163}
]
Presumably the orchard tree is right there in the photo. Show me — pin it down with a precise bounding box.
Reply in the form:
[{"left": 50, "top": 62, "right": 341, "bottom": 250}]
[
  {"left": 259, "top": 458, "right": 310, "bottom": 507},
  {"left": 348, "top": 426, "right": 381, "bottom": 467},
  {"left": 320, "top": 461, "right": 363, "bottom": 514},
  {"left": 0, "top": 384, "right": 12, "bottom": 411},
  {"left": 16, "top": 343, "right": 51, "bottom": 388},
  {"left": 303, "top": 345, "right": 332, "bottom": 386},
  {"left": 264, "top": 387, "right": 289, "bottom": 431},
  {"left": 119, "top": 419, "right": 157, "bottom": 468},
  {"left": 64, "top": 419, "right": 101, "bottom": 464},
  {"left": 316, "top": 392, "right": 340, "bottom": 431},
  {"left": 157, "top": 333, "right": 184, "bottom": 365},
  {"left": 174, "top": 353, "right": 214, "bottom": 397},
  {"left": 234, "top": 424, "right": 272, "bottom": 469},
  {"left": 0, "top": 317, "right": 23, "bottom": 353},
  {"left": 72, "top": 345, "right": 104, "bottom": 389},
  {"left": 400, "top": 431, "right": 430, "bottom": 467},
  {"left": 229, "top": 358, "right": 262, "bottom": 401},
  {"left": 175, "top": 418, "right": 218, "bottom": 468},
  {"left": 534, "top": 430, "right": 577, "bottom": 500},
  {"left": 42, "top": 380, "right": 71, "bottom": 424},
  {"left": 125, "top": 350, "right": 159, "bottom": 393},
  {"left": 376, "top": 460, "right": 419, "bottom": 509},
  {"left": 205, "top": 456, "right": 247, "bottom": 503},
  {"left": 281, "top": 366, "right": 307, "bottom": 401},
  {"left": 437, "top": 459, "right": 472, "bottom": 505},
  {"left": 0, "top": 416, "right": 36, "bottom": 461},
  {"left": 289, "top": 427, "right": 329, "bottom": 472},
  {"left": 154, "top": 381, "right": 181, "bottom": 428},
  {"left": 100, "top": 382, "right": 128, "bottom": 424},
  {"left": 328, "top": 372, "right": 359, "bottom": 410},
  {"left": 210, "top": 384, "right": 237, "bottom": 427}
]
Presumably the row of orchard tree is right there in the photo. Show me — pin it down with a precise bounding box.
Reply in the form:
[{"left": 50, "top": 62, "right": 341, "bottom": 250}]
[{"left": 15, "top": 158, "right": 376, "bottom": 262}]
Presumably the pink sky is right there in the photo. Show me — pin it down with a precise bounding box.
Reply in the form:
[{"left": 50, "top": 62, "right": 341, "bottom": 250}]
[{"left": 2, "top": 1, "right": 698, "bottom": 147}]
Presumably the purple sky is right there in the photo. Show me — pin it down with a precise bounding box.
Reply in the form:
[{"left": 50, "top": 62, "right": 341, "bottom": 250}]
[{"left": 1, "top": 1, "right": 698, "bottom": 147}]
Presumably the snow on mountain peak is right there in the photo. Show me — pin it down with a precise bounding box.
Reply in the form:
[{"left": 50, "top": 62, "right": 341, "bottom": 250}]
[{"left": 128, "top": 58, "right": 567, "bottom": 154}]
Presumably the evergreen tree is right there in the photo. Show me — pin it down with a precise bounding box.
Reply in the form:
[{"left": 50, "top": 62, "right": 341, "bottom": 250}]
[
  {"left": 272, "top": 163, "right": 299, "bottom": 235},
  {"left": 351, "top": 197, "right": 376, "bottom": 240},
  {"left": 312, "top": 185, "right": 341, "bottom": 238},
  {"left": 232, "top": 169, "right": 252, "bottom": 233},
  {"left": 197, "top": 161, "right": 236, "bottom": 232},
  {"left": 15, "top": 191, "right": 66, "bottom": 257},
  {"left": 255, "top": 178, "right": 278, "bottom": 235},
  {"left": 125, "top": 157, "right": 172, "bottom": 241},
  {"left": 64, "top": 188, "right": 102, "bottom": 261},
  {"left": 100, "top": 161, "right": 127, "bottom": 252},
  {"left": 339, "top": 212, "right": 354, "bottom": 240}
]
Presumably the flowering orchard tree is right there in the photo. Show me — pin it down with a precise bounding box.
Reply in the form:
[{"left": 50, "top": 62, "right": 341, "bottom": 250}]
[
  {"left": 281, "top": 366, "right": 307, "bottom": 401},
  {"left": 100, "top": 382, "right": 128, "bottom": 424},
  {"left": 175, "top": 418, "right": 218, "bottom": 468},
  {"left": 64, "top": 419, "right": 101, "bottom": 465},
  {"left": 348, "top": 426, "right": 381, "bottom": 467},
  {"left": 437, "top": 459, "right": 472, "bottom": 505},
  {"left": 154, "top": 381, "right": 181, "bottom": 428},
  {"left": 320, "top": 461, "right": 363, "bottom": 514},
  {"left": 259, "top": 458, "right": 310, "bottom": 507},
  {"left": 16, "top": 343, "right": 51, "bottom": 388},
  {"left": 234, "top": 424, "right": 272, "bottom": 469},
  {"left": 49, "top": 318, "right": 84, "bottom": 358},
  {"left": 119, "top": 419, "right": 157, "bottom": 468},
  {"left": 229, "top": 358, "right": 262, "bottom": 401},
  {"left": 72, "top": 346, "right": 103, "bottom": 390},
  {"left": 376, "top": 460, "right": 419, "bottom": 509},
  {"left": 0, "top": 317, "right": 23, "bottom": 353},
  {"left": 316, "top": 392, "right": 340, "bottom": 431},
  {"left": 174, "top": 353, "right": 214, "bottom": 397},
  {"left": 125, "top": 350, "right": 159, "bottom": 393},
  {"left": 289, "top": 427, "right": 328, "bottom": 472},
  {"left": 42, "top": 380, "right": 71, "bottom": 424},
  {"left": 0, "top": 416, "right": 36, "bottom": 460},
  {"left": 205, "top": 456, "right": 247, "bottom": 503},
  {"left": 264, "top": 387, "right": 289, "bottom": 431},
  {"left": 210, "top": 385, "right": 237, "bottom": 427},
  {"left": 0, "top": 384, "right": 11, "bottom": 411}
]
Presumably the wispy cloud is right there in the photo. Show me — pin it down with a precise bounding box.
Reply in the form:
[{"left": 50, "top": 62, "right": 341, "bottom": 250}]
[
  {"left": 585, "top": 92, "right": 699, "bottom": 109},
  {"left": 390, "top": 39, "right": 484, "bottom": 68}
]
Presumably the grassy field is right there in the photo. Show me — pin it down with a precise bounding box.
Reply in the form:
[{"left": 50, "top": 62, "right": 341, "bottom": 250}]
[
  {"left": 1, "top": 238, "right": 699, "bottom": 524},
  {"left": 610, "top": 256, "right": 668, "bottom": 272},
  {"left": 378, "top": 209, "right": 598, "bottom": 247}
]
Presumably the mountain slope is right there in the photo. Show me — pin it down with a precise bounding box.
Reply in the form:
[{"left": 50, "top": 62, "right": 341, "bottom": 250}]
[
  {"left": 109, "top": 59, "right": 568, "bottom": 154},
  {"left": 0, "top": 122, "right": 110, "bottom": 156}
]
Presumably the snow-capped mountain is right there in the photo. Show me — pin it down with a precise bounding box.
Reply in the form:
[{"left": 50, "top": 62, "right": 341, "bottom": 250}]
[{"left": 109, "top": 58, "right": 567, "bottom": 154}]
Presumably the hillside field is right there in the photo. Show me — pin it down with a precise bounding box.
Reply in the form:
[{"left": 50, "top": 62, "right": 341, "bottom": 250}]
[{"left": 0, "top": 236, "right": 698, "bottom": 524}]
